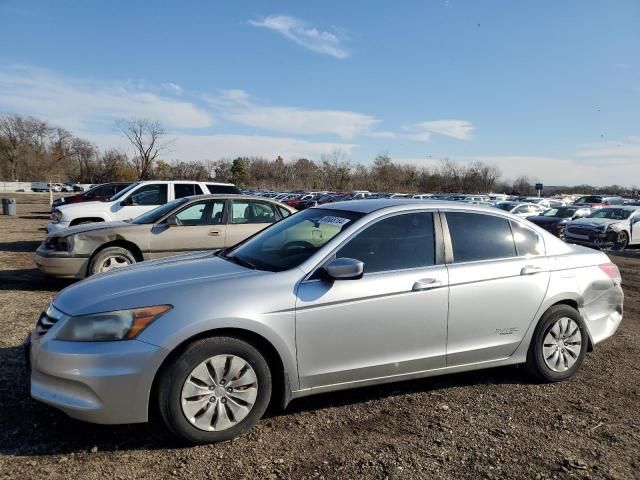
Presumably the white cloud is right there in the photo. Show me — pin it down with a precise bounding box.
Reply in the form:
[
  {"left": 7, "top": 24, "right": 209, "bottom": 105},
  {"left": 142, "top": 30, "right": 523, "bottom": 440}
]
[
  {"left": 162, "top": 82, "right": 184, "bottom": 95},
  {"left": 405, "top": 120, "right": 475, "bottom": 141},
  {"left": 0, "top": 65, "right": 213, "bottom": 130},
  {"left": 87, "top": 132, "right": 357, "bottom": 161},
  {"left": 365, "top": 131, "right": 397, "bottom": 139},
  {"left": 208, "top": 89, "right": 379, "bottom": 139},
  {"left": 575, "top": 137, "right": 640, "bottom": 158},
  {"left": 249, "top": 15, "right": 350, "bottom": 59}
]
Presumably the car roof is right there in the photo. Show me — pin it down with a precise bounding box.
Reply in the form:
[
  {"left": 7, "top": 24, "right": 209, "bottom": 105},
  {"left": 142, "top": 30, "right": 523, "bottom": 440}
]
[
  {"left": 181, "top": 193, "right": 295, "bottom": 208},
  {"left": 316, "top": 198, "right": 503, "bottom": 215}
]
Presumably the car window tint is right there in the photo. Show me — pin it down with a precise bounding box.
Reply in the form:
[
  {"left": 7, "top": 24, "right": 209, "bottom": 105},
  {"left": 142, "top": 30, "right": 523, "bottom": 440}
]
[
  {"left": 174, "top": 183, "right": 198, "bottom": 199},
  {"left": 130, "top": 184, "right": 167, "bottom": 206},
  {"left": 207, "top": 184, "right": 241, "bottom": 194},
  {"left": 176, "top": 202, "right": 207, "bottom": 225},
  {"left": 231, "top": 200, "right": 277, "bottom": 224},
  {"left": 91, "top": 185, "right": 112, "bottom": 196},
  {"left": 446, "top": 212, "right": 516, "bottom": 263},
  {"left": 336, "top": 213, "right": 435, "bottom": 274},
  {"left": 510, "top": 221, "right": 544, "bottom": 256}
]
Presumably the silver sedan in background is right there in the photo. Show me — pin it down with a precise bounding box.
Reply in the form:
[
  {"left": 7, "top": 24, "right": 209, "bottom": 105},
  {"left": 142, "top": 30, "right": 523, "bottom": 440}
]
[{"left": 27, "top": 200, "right": 623, "bottom": 443}]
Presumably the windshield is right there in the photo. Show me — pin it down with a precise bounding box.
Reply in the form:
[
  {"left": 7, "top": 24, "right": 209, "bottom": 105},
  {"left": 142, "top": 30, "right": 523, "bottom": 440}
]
[
  {"left": 543, "top": 207, "right": 576, "bottom": 217},
  {"left": 131, "top": 198, "right": 188, "bottom": 224},
  {"left": 109, "top": 182, "right": 140, "bottom": 202},
  {"left": 225, "top": 208, "right": 364, "bottom": 272},
  {"left": 576, "top": 196, "right": 601, "bottom": 204},
  {"left": 587, "top": 208, "right": 632, "bottom": 220}
]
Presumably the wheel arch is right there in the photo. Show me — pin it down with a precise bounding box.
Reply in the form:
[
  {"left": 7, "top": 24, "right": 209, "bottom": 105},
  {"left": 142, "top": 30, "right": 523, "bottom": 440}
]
[
  {"left": 148, "top": 327, "right": 292, "bottom": 421},
  {"left": 69, "top": 217, "right": 107, "bottom": 226}
]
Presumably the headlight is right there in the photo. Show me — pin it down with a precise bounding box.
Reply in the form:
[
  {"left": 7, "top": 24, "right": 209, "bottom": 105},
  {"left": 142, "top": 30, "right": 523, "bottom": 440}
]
[
  {"left": 55, "top": 305, "right": 172, "bottom": 341},
  {"left": 51, "top": 209, "right": 62, "bottom": 222},
  {"left": 45, "top": 235, "right": 74, "bottom": 252}
]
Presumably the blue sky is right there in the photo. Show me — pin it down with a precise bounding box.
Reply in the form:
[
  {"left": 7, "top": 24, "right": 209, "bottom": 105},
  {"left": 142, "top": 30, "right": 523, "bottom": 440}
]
[{"left": 0, "top": 0, "right": 638, "bottom": 185}]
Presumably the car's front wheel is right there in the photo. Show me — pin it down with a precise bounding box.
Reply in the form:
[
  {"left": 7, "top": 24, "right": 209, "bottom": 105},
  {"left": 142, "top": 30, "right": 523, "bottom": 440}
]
[
  {"left": 88, "top": 246, "right": 136, "bottom": 276},
  {"left": 526, "top": 305, "right": 588, "bottom": 382},
  {"left": 157, "top": 336, "right": 272, "bottom": 444},
  {"left": 610, "top": 230, "right": 629, "bottom": 251}
]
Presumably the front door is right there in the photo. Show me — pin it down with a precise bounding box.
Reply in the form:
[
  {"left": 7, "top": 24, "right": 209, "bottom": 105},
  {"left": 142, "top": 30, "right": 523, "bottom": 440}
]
[
  {"left": 442, "top": 211, "right": 550, "bottom": 365},
  {"left": 295, "top": 211, "right": 449, "bottom": 390},
  {"left": 112, "top": 183, "right": 169, "bottom": 221},
  {"left": 148, "top": 199, "right": 227, "bottom": 259}
]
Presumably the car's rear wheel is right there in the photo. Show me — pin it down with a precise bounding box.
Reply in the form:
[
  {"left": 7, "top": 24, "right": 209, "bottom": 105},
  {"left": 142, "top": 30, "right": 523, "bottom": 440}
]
[
  {"left": 526, "top": 305, "right": 588, "bottom": 382},
  {"left": 88, "top": 246, "right": 136, "bottom": 276},
  {"left": 157, "top": 336, "right": 272, "bottom": 444}
]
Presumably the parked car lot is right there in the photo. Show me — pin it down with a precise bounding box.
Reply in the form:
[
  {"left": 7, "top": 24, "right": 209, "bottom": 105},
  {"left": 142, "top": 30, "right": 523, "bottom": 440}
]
[{"left": 1, "top": 193, "right": 640, "bottom": 478}]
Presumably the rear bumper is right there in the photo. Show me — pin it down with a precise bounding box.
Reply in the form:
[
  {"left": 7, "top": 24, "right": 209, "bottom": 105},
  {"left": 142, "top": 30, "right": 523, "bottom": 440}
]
[
  {"left": 584, "top": 284, "right": 624, "bottom": 345},
  {"left": 29, "top": 331, "right": 165, "bottom": 424},
  {"left": 35, "top": 247, "right": 88, "bottom": 279}
]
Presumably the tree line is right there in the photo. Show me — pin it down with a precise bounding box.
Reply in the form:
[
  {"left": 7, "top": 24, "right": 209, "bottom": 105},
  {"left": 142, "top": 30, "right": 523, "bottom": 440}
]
[{"left": 0, "top": 113, "right": 636, "bottom": 196}]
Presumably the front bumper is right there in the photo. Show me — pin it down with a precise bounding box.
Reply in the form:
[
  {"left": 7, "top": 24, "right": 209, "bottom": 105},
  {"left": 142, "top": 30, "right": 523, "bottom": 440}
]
[
  {"left": 564, "top": 232, "right": 610, "bottom": 249},
  {"left": 35, "top": 246, "right": 89, "bottom": 279},
  {"left": 29, "top": 329, "right": 166, "bottom": 424},
  {"left": 46, "top": 221, "right": 71, "bottom": 234}
]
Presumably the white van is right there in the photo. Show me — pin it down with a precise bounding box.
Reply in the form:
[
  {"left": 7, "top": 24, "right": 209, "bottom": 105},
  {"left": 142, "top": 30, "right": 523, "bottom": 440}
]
[{"left": 47, "top": 180, "right": 239, "bottom": 233}]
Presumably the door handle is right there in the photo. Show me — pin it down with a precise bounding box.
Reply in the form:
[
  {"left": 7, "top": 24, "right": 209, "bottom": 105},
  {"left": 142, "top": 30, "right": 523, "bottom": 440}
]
[
  {"left": 208, "top": 230, "right": 221, "bottom": 236},
  {"left": 412, "top": 278, "right": 443, "bottom": 291},
  {"left": 521, "top": 265, "right": 543, "bottom": 275}
]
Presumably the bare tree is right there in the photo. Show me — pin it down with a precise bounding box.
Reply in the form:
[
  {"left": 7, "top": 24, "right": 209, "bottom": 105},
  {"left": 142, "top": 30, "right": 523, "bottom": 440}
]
[
  {"left": 117, "top": 119, "right": 167, "bottom": 180},
  {"left": 0, "top": 114, "right": 50, "bottom": 180}
]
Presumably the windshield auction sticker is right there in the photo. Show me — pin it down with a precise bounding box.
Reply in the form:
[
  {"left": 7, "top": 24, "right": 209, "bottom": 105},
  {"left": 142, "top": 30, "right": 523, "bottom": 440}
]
[{"left": 313, "top": 215, "right": 352, "bottom": 226}]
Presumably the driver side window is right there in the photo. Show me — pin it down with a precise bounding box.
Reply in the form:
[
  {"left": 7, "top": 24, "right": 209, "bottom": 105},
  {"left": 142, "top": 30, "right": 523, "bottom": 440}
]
[
  {"left": 130, "top": 184, "right": 168, "bottom": 206},
  {"left": 335, "top": 212, "right": 435, "bottom": 274}
]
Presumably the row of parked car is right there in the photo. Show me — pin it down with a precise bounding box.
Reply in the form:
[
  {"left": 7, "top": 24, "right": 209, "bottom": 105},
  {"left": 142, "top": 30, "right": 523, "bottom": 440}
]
[{"left": 38, "top": 183, "right": 640, "bottom": 280}]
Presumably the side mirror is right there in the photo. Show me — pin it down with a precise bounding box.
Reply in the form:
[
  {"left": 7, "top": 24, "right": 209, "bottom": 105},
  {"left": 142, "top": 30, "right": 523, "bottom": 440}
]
[
  {"left": 164, "top": 216, "right": 178, "bottom": 228},
  {"left": 325, "top": 257, "right": 364, "bottom": 280},
  {"left": 120, "top": 196, "right": 133, "bottom": 206}
]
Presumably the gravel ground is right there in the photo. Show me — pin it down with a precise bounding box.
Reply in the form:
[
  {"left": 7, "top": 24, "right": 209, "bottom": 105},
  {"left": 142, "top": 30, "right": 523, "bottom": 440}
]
[{"left": 0, "top": 193, "right": 639, "bottom": 480}]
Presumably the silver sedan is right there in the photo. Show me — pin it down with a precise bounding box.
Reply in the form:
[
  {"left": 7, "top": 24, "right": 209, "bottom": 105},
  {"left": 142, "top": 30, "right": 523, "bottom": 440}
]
[{"left": 27, "top": 200, "right": 624, "bottom": 443}]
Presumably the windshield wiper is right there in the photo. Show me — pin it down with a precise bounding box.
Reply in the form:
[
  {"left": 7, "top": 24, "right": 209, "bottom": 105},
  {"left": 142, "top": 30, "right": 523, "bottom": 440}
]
[{"left": 218, "top": 250, "right": 256, "bottom": 270}]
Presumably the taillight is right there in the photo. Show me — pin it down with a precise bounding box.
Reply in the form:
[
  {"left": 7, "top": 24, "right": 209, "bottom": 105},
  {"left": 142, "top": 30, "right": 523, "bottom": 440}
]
[{"left": 599, "top": 263, "right": 622, "bottom": 284}]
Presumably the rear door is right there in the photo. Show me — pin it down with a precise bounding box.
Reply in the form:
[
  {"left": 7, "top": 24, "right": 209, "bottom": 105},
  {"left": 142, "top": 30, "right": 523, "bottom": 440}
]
[
  {"left": 148, "top": 199, "right": 227, "bottom": 258},
  {"left": 442, "top": 211, "right": 550, "bottom": 365},
  {"left": 225, "top": 199, "right": 280, "bottom": 246}
]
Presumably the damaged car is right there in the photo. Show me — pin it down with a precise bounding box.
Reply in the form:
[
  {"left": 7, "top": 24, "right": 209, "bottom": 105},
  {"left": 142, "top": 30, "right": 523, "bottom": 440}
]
[
  {"left": 563, "top": 206, "right": 640, "bottom": 251},
  {"left": 35, "top": 195, "right": 295, "bottom": 278}
]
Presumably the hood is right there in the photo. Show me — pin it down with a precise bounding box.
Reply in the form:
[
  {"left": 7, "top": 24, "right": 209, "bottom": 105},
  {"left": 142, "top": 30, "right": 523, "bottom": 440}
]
[
  {"left": 53, "top": 251, "right": 262, "bottom": 316},
  {"left": 52, "top": 220, "right": 132, "bottom": 238},
  {"left": 568, "top": 217, "right": 622, "bottom": 229}
]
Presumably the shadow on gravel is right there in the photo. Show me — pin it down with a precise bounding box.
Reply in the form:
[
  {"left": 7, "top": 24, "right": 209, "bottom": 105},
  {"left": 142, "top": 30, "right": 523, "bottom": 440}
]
[
  {"left": 19, "top": 215, "right": 50, "bottom": 220},
  {"left": 0, "top": 240, "right": 41, "bottom": 252},
  {"left": 0, "top": 269, "right": 74, "bottom": 292}
]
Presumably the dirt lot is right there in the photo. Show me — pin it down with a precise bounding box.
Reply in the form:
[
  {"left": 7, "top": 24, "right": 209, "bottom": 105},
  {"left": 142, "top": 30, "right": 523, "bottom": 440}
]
[{"left": 0, "top": 193, "right": 639, "bottom": 480}]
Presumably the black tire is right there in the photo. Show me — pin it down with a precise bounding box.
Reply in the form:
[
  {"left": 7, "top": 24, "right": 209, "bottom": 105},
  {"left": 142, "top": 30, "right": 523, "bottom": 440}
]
[
  {"left": 157, "top": 336, "right": 272, "bottom": 444},
  {"left": 526, "top": 305, "right": 588, "bottom": 382},
  {"left": 88, "top": 246, "right": 136, "bottom": 276},
  {"left": 610, "top": 230, "right": 629, "bottom": 251}
]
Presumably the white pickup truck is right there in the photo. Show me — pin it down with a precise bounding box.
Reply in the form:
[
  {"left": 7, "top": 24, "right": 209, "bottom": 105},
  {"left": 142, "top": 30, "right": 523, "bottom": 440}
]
[{"left": 47, "top": 180, "right": 239, "bottom": 233}]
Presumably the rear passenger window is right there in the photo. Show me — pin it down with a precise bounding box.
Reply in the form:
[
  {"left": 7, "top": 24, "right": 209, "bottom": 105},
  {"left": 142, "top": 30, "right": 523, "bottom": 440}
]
[
  {"left": 174, "top": 183, "right": 203, "bottom": 198},
  {"left": 511, "top": 221, "right": 543, "bottom": 256},
  {"left": 446, "top": 212, "right": 516, "bottom": 263},
  {"left": 207, "top": 184, "right": 241, "bottom": 194},
  {"left": 336, "top": 213, "right": 435, "bottom": 274}
]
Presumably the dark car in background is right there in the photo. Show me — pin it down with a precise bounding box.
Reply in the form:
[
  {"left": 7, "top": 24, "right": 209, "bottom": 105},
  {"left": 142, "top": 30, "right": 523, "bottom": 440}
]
[
  {"left": 527, "top": 206, "right": 592, "bottom": 237},
  {"left": 572, "top": 195, "right": 624, "bottom": 208},
  {"left": 51, "top": 182, "right": 133, "bottom": 209}
]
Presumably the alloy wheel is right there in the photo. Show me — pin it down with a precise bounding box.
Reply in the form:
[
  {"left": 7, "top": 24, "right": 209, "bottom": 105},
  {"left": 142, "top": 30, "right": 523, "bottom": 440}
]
[{"left": 98, "top": 255, "right": 131, "bottom": 272}]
